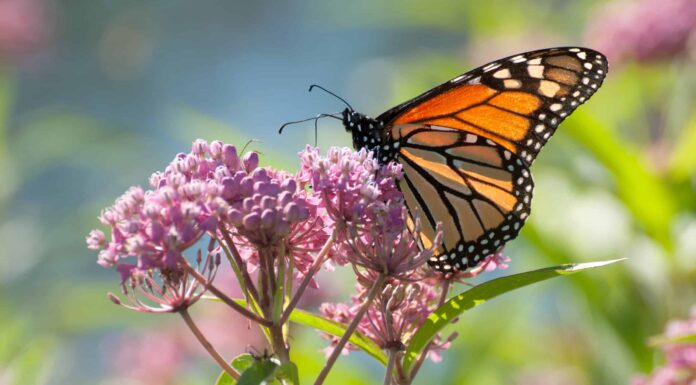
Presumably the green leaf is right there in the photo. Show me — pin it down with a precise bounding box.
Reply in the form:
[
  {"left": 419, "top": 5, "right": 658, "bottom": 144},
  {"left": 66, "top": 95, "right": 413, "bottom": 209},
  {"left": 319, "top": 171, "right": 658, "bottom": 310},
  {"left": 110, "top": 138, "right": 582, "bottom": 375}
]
[
  {"left": 215, "top": 354, "right": 255, "bottom": 385},
  {"left": 275, "top": 361, "right": 300, "bottom": 385},
  {"left": 649, "top": 332, "right": 696, "bottom": 347},
  {"left": 237, "top": 358, "right": 280, "bottom": 385},
  {"left": 564, "top": 111, "right": 677, "bottom": 250},
  {"left": 669, "top": 114, "right": 696, "bottom": 182},
  {"left": 288, "top": 308, "right": 388, "bottom": 365},
  {"left": 203, "top": 297, "right": 387, "bottom": 365},
  {"left": 402, "top": 259, "right": 624, "bottom": 374}
]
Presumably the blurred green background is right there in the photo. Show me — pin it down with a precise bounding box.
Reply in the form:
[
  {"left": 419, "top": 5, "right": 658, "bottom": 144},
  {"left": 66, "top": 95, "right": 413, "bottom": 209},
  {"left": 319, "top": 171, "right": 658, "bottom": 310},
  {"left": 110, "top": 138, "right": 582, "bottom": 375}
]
[{"left": 1, "top": 0, "right": 695, "bottom": 384}]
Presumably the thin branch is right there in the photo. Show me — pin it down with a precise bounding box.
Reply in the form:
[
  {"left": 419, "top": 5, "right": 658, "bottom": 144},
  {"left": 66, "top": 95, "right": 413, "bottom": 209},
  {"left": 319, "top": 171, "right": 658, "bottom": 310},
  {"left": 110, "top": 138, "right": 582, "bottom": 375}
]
[
  {"left": 280, "top": 232, "right": 335, "bottom": 324},
  {"left": 181, "top": 262, "right": 272, "bottom": 326},
  {"left": 219, "top": 227, "right": 261, "bottom": 303},
  {"left": 314, "top": 273, "right": 386, "bottom": 385},
  {"left": 179, "top": 308, "right": 240, "bottom": 380},
  {"left": 407, "top": 280, "right": 451, "bottom": 382},
  {"left": 384, "top": 349, "right": 398, "bottom": 385}
]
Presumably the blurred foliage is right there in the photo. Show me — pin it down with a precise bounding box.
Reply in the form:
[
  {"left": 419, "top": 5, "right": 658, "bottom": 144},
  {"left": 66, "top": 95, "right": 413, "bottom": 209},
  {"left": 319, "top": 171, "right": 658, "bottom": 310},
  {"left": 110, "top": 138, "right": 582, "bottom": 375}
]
[{"left": 0, "top": 0, "right": 695, "bottom": 384}]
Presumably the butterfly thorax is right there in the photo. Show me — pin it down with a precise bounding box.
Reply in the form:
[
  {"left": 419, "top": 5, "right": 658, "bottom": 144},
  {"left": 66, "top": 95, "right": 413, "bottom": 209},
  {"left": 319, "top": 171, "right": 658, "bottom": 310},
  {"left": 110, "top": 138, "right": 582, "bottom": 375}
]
[{"left": 341, "top": 109, "right": 397, "bottom": 164}]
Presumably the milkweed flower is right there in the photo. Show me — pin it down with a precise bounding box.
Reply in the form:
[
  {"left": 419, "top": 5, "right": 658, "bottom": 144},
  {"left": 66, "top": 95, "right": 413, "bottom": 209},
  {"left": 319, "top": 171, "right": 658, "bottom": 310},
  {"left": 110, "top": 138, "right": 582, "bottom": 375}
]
[
  {"left": 0, "top": 0, "right": 49, "bottom": 62},
  {"left": 108, "top": 247, "right": 220, "bottom": 313},
  {"left": 320, "top": 279, "right": 455, "bottom": 363},
  {"left": 585, "top": 0, "right": 696, "bottom": 64},
  {"left": 346, "top": 208, "right": 442, "bottom": 283},
  {"left": 89, "top": 140, "right": 330, "bottom": 292},
  {"left": 298, "top": 145, "right": 422, "bottom": 269},
  {"left": 633, "top": 306, "right": 696, "bottom": 384},
  {"left": 298, "top": 146, "right": 402, "bottom": 229}
]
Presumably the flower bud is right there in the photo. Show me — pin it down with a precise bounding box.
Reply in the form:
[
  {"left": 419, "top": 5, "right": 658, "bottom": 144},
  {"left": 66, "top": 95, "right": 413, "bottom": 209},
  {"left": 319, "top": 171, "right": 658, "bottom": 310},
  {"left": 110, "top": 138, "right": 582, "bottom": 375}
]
[
  {"left": 260, "top": 209, "right": 276, "bottom": 229},
  {"left": 192, "top": 139, "right": 209, "bottom": 156},
  {"left": 243, "top": 213, "right": 261, "bottom": 230},
  {"left": 209, "top": 140, "right": 224, "bottom": 159},
  {"left": 222, "top": 144, "right": 239, "bottom": 170},
  {"left": 243, "top": 151, "right": 259, "bottom": 172}
]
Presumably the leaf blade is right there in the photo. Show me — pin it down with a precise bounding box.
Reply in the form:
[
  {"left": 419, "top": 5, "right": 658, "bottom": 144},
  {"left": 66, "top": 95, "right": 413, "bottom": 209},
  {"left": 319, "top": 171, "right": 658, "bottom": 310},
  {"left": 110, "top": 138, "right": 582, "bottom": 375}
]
[
  {"left": 402, "top": 259, "right": 624, "bottom": 374},
  {"left": 288, "top": 308, "right": 388, "bottom": 365}
]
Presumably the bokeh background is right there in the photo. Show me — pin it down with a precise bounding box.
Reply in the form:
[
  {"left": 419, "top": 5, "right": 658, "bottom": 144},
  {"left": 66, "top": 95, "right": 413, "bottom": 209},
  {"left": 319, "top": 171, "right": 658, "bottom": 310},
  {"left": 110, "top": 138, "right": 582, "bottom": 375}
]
[{"left": 1, "top": 0, "right": 696, "bottom": 384}]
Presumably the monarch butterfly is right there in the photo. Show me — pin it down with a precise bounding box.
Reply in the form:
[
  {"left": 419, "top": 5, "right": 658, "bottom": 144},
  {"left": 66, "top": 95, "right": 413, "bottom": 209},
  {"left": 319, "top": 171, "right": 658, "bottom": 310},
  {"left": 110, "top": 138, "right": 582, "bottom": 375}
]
[{"left": 289, "top": 47, "right": 608, "bottom": 273}]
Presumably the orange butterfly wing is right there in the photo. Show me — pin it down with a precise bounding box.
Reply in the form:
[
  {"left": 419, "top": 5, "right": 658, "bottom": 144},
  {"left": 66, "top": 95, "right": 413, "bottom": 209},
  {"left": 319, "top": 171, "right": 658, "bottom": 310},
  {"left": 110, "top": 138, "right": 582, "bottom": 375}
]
[
  {"left": 379, "top": 47, "right": 608, "bottom": 164},
  {"left": 376, "top": 47, "right": 608, "bottom": 271}
]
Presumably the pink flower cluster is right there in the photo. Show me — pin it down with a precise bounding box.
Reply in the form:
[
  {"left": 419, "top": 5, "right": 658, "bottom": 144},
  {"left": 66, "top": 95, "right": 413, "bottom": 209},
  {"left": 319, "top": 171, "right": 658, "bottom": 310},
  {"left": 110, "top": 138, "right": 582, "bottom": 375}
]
[
  {"left": 298, "top": 146, "right": 403, "bottom": 227},
  {"left": 321, "top": 280, "right": 454, "bottom": 362},
  {"left": 633, "top": 307, "right": 696, "bottom": 385},
  {"left": 87, "top": 140, "right": 513, "bottom": 377},
  {"left": 87, "top": 140, "right": 330, "bottom": 281},
  {"left": 585, "top": 0, "right": 696, "bottom": 64},
  {"left": 0, "top": 0, "right": 49, "bottom": 62}
]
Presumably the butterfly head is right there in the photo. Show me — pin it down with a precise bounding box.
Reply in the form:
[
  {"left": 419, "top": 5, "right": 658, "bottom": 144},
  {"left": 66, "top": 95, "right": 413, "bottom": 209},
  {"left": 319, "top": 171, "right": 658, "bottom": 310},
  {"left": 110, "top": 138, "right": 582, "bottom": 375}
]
[{"left": 341, "top": 108, "right": 384, "bottom": 152}]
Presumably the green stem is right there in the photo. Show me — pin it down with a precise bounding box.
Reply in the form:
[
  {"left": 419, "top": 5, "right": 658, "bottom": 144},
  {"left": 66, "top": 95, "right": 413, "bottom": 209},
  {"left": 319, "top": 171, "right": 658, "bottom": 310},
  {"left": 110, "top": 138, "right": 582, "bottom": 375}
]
[
  {"left": 180, "top": 308, "right": 240, "bottom": 380},
  {"left": 314, "top": 273, "right": 386, "bottom": 385},
  {"left": 407, "top": 280, "right": 450, "bottom": 382},
  {"left": 384, "top": 349, "right": 398, "bottom": 385},
  {"left": 181, "top": 262, "right": 271, "bottom": 326}
]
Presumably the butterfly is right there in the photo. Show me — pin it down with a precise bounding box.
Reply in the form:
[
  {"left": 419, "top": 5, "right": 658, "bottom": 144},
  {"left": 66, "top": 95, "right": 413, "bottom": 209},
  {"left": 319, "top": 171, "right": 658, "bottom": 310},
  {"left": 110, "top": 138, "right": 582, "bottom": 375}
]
[{"left": 290, "top": 47, "right": 608, "bottom": 273}]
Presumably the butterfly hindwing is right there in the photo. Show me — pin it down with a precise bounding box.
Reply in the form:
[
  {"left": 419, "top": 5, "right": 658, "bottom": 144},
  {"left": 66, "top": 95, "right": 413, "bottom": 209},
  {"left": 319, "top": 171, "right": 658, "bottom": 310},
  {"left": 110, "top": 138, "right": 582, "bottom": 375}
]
[
  {"left": 379, "top": 47, "right": 608, "bottom": 165},
  {"left": 393, "top": 127, "right": 532, "bottom": 272}
]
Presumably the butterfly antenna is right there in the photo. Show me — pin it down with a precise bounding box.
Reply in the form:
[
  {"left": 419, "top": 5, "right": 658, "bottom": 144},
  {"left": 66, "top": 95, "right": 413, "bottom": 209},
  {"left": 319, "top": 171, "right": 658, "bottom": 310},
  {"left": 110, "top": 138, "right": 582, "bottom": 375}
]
[
  {"left": 308, "top": 84, "right": 354, "bottom": 111},
  {"left": 240, "top": 138, "right": 261, "bottom": 154},
  {"left": 278, "top": 113, "right": 341, "bottom": 134}
]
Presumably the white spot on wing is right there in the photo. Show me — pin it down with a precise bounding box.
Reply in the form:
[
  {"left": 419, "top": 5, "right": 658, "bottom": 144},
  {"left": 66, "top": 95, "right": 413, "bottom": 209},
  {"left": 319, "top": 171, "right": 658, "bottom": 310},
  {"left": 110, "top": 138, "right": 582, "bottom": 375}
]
[
  {"left": 483, "top": 62, "right": 501, "bottom": 72},
  {"left": 493, "top": 68, "right": 511, "bottom": 78},
  {"left": 527, "top": 65, "right": 544, "bottom": 78},
  {"left": 504, "top": 79, "right": 522, "bottom": 89}
]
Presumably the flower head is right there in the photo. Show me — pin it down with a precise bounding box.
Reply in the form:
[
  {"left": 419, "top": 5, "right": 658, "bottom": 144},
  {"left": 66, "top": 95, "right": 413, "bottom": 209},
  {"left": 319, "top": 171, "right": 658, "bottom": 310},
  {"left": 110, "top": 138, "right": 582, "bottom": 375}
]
[
  {"left": 585, "top": 0, "right": 696, "bottom": 64},
  {"left": 633, "top": 306, "right": 696, "bottom": 384},
  {"left": 108, "top": 246, "right": 220, "bottom": 313},
  {"left": 346, "top": 208, "right": 442, "bottom": 283},
  {"left": 0, "top": 0, "right": 49, "bottom": 62},
  {"left": 299, "top": 146, "right": 402, "bottom": 228},
  {"left": 320, "top": 279, "right": 455, "bottom": 362}
]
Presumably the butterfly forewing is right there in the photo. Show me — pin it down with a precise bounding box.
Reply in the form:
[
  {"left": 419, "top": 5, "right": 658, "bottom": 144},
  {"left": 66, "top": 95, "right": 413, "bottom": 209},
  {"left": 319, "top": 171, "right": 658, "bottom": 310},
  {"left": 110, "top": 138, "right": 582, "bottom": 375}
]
[{"left": 379, "top": 47, "right": 608, "bottom": 165}]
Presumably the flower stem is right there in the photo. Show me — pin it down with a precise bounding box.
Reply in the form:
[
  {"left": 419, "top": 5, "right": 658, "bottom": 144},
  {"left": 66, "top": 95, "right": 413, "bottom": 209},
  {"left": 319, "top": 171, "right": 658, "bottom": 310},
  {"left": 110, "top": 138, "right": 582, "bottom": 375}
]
[
  {"left": 269, "top": 321, "right": 290, "bottom": 363},
  {"left": 384, "top": 349, "right": 398, "bottom": 385},
  {"left": 181, "top": 261, "right": 272, "bottom": 326},
  {"left": 407, "top": 280, "right": 450, "bottom": 382},
  {"left": 314, "top": 273, "right": 386, "bottom": 385},
  {"left": 179, "top": 308, "right": 239, "bottom": 380},
  {"left": 219, "top": 228, "right": 261, "bottom": 304},
  {"left": 280, "top": 233, "right": 335, "bottom": 324}
]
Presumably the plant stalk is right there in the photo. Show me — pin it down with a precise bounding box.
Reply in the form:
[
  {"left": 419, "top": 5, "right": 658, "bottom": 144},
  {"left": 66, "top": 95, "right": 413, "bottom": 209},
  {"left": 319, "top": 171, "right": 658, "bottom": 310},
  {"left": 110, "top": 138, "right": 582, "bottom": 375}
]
[
  {"left": 280, "top": 233, "right": 335, "bottom": 324},
  {"left": 384, "top": 348, "right": 398, "bottom": 385},
  {"left": 407, "top": 280, "right": 450, "bottom": 382},
  {"left": 180, "top": 308, "right": 240, "bottom": 380},
  {"left": 181, "top": 262, "right": 271, "bottom": 326},
  {"left": 314, "top": 273, "right": 386, "bottom": 385}
]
